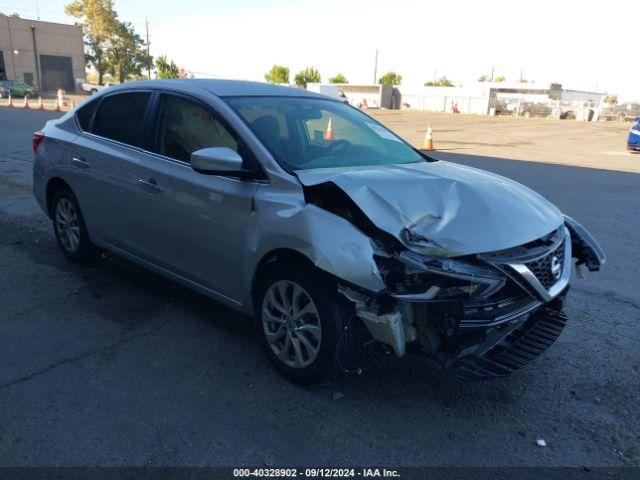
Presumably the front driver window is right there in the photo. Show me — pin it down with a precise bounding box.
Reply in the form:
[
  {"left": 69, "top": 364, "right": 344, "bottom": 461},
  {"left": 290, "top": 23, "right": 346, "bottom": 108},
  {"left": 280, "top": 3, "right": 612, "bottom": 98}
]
[{"left": 155, "top": 94, "right": 238, "bottom": 163}]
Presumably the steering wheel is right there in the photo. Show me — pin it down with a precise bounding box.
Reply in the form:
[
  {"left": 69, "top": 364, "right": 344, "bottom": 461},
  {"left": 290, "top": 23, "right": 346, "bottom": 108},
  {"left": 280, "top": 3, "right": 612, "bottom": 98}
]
[{"left": 327, "top": 139, "right": 351, "bottom": 154}]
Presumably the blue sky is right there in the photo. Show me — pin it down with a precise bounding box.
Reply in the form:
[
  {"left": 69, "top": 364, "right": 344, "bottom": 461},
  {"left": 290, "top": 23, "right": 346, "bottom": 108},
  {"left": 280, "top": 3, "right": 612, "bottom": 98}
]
[{"left": 2, "top": 0, "right": 638, "bottom": 101}]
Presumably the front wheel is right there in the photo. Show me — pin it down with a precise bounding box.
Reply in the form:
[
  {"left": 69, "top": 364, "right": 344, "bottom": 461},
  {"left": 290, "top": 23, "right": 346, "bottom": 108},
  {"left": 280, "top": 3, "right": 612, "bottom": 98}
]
[{"left": 255, "top": 261, "right": 357, "bottom": 384}]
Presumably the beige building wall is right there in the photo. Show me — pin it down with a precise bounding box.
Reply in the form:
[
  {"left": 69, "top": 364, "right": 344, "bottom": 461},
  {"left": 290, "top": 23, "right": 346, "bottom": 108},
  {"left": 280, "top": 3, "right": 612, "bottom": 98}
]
[{"left": 0, "top": 16, "right": 85, "bottom": 92}]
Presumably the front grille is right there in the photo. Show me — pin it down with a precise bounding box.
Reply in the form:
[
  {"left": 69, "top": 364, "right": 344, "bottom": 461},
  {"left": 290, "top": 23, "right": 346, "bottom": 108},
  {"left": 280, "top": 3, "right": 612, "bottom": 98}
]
[
  {"left": 460, "top": 296, "right": 541, "bottom": 329},
  {"left": 453, "top": 307, "right": 567, "bottom": 378},
  {"left": 523, "top": 240, "right": 565, "bottom": 289}
]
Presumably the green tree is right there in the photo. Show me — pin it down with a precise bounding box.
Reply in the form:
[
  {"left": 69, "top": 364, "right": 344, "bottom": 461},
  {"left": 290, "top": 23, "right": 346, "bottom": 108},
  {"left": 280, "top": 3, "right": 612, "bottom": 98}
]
[
  {"left": 478, "top": 75, "right": 489, "bottom": 82},
  {"left": 107, "top": 21, "right": 152, "bottom": 84},
  {"left": 155, "top": 55, "right": 180, "bottom": 79},
  {"left": 378, "top": 71, "right": 402, "bottom": 86},
  {"left": 264, "top": 64, "right": 290, "bottom": 84},
  {"left": 604, "top": 94, "right": 618, "bottom": 105},
  {"left": 328, "top": 73, "right": 348, "bottom": 84},
  {"left": 425, "top": 76, "right": 454, "bottom": 87},
  {"left": 0, "top": 12, "right": 21, "bottom": 18},
  {"left": 494, "top": 75, "right": 506, "bottom": 83},
  {"left": 65, "top": 0, "right": 118, "bottom": 85},
  {"left": 294, "top": 67, "right": 321, "bottom": 88}
]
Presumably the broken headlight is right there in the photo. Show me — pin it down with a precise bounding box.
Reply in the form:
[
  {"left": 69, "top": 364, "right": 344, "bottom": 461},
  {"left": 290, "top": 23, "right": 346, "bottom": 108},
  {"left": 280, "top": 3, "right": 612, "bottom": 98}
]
[{"left": 375, "top": 250, "right": 506, "bottom": 300}]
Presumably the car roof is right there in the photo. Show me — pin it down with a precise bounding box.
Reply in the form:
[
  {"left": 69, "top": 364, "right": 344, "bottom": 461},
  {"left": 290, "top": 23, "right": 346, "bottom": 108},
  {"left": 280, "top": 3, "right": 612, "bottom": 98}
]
[{"left": 107, "top": 79, "right": 333, "bottom": 100}]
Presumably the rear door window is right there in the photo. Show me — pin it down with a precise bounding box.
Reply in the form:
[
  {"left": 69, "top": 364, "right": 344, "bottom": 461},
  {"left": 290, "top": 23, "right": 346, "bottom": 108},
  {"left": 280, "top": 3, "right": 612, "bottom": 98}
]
[{"left": 92, "top": 92, "right": 151, "bottom": 148}]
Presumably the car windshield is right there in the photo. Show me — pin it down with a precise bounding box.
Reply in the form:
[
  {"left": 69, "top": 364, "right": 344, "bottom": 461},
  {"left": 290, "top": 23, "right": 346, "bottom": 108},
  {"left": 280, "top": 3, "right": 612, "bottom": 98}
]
[{"left": 224, "top": 96, "right": 425, "bottom": 171}]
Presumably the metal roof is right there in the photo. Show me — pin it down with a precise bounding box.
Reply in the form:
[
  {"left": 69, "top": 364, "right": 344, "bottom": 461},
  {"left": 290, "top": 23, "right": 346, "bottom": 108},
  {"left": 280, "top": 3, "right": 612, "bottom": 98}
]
[{"left": 111, "top": 79, "right": 328, "bottom": 98}]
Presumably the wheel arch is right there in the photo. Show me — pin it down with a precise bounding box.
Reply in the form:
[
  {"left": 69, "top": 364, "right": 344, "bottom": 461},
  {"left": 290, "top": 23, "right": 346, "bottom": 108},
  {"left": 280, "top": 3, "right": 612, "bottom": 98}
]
[
  {"left": 251, "top": 248, "right": 320, "bottom": 308},
  {"left": 46, "top": 177, "right": 73, "bottom": 218}
]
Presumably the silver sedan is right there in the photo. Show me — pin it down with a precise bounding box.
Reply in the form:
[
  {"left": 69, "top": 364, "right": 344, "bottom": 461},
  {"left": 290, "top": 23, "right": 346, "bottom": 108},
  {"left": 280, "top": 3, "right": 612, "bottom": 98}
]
[{"left": 32, "top": 79, "right": 605, "bottom": 383}]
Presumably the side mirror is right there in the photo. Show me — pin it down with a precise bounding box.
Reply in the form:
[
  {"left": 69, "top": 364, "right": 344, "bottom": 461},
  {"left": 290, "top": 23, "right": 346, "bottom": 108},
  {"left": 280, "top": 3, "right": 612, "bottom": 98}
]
[{"left": 191, "top": 147, "right": 253, "bottom": 178}]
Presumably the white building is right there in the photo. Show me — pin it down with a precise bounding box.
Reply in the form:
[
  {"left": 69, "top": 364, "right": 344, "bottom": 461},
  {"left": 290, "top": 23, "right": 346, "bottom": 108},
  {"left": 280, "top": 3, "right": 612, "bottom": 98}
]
[{"left": 398, "top": 82, "right": 605, "bottom": 119}]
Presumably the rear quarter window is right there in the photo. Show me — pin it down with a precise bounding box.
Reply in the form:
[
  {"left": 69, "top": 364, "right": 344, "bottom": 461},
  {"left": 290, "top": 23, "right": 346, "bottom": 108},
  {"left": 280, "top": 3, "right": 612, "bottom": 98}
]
[
  {"left": 92, "top": 92, "right": 151, "bottom": 148},
  {"left": 76, "top": 99, "right": 99, "bottom": 131}
]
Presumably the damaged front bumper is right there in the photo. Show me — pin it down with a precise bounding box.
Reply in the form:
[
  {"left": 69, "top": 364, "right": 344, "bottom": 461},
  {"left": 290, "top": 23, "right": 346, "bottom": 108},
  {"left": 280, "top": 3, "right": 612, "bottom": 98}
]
[{"left": 338, "top": 217, "right": 605, "bottom": 377}]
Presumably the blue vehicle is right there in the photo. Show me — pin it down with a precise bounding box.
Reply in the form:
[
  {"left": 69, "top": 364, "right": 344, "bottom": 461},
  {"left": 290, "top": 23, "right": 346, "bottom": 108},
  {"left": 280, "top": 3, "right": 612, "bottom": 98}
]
[{"left": 629, "top": 117, "right": 640, "bottom": 152}]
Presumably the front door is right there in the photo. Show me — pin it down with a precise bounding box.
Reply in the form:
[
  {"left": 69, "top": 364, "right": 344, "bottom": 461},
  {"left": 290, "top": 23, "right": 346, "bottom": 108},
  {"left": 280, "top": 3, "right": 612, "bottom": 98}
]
[{"left": 127, "top": 93, "right": 261, "bottom": 302}]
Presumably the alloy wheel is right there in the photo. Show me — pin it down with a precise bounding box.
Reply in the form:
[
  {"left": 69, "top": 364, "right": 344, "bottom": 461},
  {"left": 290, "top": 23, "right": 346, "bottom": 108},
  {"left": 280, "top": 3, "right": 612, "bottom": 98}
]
[
  {"left": 262, "top": 280, "right": 322, "bottom": 368},
  {"left": 55, "top": 198, "right": 81, "bottom": 252}
]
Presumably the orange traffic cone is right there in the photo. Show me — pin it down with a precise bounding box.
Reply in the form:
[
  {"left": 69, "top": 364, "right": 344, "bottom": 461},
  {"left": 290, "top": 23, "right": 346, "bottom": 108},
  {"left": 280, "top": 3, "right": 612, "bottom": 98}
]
[
  {"left": 422, "top": 124, "right": 434, "bottom": 151},
  {"left": 324, "top": 116, "right": 334, "bottom": 141},
  {"left": 54, "top": 99, "right": 61, "bottom": 112},
  {"left": 37, "top": 97, "right": 44, "bottom": 110},
  {"left": 23, "top": 96, "right": 30, "bottom": 109},
  {"left": 7, "top": 95, "right": 14, "bottom": 107}
]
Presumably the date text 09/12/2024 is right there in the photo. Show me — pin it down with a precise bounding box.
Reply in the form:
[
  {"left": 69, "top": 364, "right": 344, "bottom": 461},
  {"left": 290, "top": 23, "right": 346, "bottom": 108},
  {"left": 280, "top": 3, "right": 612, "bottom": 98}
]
[{"left": 233, "top": 468, "right": 401, "bottom": 478}]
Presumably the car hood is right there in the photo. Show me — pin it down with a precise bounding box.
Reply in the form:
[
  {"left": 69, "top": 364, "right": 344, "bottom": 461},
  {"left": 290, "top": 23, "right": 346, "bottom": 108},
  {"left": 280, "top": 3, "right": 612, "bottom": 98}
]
[{"left": 296, "top": 160, "right": 564, "bottom": 256}]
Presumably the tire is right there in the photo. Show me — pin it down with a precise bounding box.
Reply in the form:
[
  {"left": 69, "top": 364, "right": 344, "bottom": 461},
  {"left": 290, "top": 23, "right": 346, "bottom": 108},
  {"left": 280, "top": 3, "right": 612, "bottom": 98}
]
[
  {"left": 51, "top": 188, "right": 96, "bottom": 263},
  {"left": 255, "top": 260, "right": 357, "bottom": 384},
  {"left": 90, "top": 89, "right": 98, "bottom": 95}
]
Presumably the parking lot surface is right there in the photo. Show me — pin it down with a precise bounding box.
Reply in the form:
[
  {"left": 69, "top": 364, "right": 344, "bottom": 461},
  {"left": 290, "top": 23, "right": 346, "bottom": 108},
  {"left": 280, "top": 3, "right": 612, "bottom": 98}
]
[{"left": 1, "top": 107, "right": 638, "bottom": 467}]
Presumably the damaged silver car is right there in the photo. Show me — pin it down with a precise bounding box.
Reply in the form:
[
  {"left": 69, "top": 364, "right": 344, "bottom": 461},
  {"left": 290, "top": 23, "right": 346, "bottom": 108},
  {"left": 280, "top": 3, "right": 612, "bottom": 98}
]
[{"left": 32, "top": 80, "right": 605, "bottom": 383}]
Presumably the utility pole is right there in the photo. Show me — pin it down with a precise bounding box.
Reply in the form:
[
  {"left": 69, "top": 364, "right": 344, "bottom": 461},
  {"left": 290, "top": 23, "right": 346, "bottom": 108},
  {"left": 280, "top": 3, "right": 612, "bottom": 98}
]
[
  {"left": 490, "top": 66, "right": 494, "bottom": 82},
  {"left": 373, "top": 49, "right": 378, "bottom": 84},
  {"left": 35, "top": 0, "right": 41, "bottom": 20},
  {"left": 31, "top": 25, "right": 41, "bottom": 90},
  {"left": 145, "top": 17, "right": 151, "bottom": 80}
]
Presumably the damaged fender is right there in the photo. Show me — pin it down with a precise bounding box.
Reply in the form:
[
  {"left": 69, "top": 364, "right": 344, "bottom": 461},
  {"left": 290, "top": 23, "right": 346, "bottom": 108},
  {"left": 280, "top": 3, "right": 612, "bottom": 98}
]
[{"left": 241, "top": 182, "right": 386, "bottom": 313}]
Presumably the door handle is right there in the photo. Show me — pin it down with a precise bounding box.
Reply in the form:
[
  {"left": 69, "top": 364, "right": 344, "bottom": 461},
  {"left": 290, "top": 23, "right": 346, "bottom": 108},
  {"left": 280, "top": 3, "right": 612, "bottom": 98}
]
[
  {"left": 71, "top": 157, "right": 90, "bottom": 169},
  {"left": 138, "top": 178, "right": 162, "bottom": 193}
]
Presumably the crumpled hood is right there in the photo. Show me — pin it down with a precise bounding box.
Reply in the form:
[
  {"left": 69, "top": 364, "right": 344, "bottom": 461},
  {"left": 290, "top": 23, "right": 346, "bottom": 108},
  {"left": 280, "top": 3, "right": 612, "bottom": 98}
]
[{"left": 296, "top": 161, "right": 564, "bottom": 256}]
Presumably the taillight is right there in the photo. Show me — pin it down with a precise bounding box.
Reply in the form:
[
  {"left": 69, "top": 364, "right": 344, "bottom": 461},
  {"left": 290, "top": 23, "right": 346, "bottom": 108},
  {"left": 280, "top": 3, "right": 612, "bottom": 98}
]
[{"left": 32, "top": 131, "right": 44, "bottom": 155}]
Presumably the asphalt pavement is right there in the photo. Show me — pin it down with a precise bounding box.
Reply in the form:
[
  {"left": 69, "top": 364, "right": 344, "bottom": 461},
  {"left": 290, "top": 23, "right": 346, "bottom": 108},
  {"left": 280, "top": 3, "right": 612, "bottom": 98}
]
[{"left": 0, "top": 107, "right": 638, "bottom": 468}]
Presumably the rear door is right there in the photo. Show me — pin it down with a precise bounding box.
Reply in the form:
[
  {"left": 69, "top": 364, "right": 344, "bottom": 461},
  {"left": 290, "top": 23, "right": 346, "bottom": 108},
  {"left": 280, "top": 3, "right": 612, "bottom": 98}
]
[
  {"left": 125, "top": 92, "right": 262, "bottom": 301},
  {"left": 71, "top": 90, "right": 154, "bottom": 251}
]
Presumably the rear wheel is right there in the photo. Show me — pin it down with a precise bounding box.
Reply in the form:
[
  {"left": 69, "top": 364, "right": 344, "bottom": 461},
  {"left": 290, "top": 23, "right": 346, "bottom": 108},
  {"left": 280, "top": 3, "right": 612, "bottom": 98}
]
[
  {"left": 52, "top": 188, "right": 96, "bottom": 263},
  {"left": 255, "top": 260, "right": 357, "bottom": 383}
]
